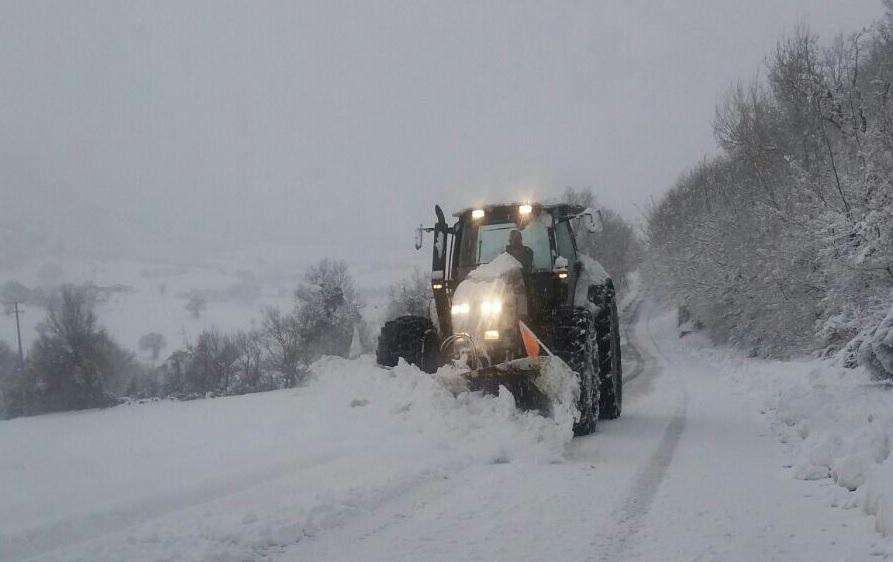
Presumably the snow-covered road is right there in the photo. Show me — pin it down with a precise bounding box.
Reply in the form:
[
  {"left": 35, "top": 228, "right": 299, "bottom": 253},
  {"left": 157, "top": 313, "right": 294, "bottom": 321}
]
[
  {"left": 1, "top": 299, "right": 881, "bottom": 561},
  {"left": 287, "top": 300, "right": 878, "bottom": 562}
]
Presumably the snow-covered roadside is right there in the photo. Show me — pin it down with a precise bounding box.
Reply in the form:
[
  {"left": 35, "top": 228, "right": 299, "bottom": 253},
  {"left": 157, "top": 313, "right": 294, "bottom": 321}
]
[
  {"left": 0, "top": 357, "right": 574, "bottom": 562},
  {"left": 673, "top": 321, "right": 893, "bottom": 549}
]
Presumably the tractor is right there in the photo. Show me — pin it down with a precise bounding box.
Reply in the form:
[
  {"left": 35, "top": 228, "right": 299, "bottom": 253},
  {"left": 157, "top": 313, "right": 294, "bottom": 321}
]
[{"left": 376, "top": 202, "right": 621, "bottom": 435}]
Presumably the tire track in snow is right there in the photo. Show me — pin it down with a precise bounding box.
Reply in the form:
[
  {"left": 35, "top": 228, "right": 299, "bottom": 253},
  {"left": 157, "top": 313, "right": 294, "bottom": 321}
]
[{"left": 592, "top": 297, "right": 688, "bottom": 561}]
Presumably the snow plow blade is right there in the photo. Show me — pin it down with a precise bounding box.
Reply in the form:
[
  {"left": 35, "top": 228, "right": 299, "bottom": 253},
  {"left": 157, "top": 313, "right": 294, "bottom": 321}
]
[{"left": 463, "top": 357, "right": 552, "bottom": 415}]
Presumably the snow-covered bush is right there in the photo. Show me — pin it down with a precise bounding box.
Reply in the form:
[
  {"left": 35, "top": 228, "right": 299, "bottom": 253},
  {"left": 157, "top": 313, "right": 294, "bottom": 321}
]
[{"left": 859, "top": 303, "right": 893, "bottom": 380}]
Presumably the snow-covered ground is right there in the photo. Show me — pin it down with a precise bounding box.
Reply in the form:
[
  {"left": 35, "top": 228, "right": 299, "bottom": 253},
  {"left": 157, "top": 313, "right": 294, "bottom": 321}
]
[
  {"left": 0, "top": 357, "right": 575, "bottom": 562},
  {"left": 1, "top": 297, "right": 889, "bottom": 561},
  {"left": 682, "top": 327, "right": 893, "bottom": 546}
]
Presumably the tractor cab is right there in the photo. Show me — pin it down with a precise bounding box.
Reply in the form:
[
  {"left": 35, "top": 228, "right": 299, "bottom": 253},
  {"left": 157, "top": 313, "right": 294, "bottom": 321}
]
[{"left": 423, "top": 202, "right": 600, "bottom": 355}]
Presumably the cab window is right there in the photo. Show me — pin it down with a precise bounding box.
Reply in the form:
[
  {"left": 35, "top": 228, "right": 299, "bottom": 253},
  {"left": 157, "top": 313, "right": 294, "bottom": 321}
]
[
  {"left": 459, "top": 222, "right": 552, "bottom": 272},
  {"left": 555, "top": 220, "right": 577, "bottom": 263}
]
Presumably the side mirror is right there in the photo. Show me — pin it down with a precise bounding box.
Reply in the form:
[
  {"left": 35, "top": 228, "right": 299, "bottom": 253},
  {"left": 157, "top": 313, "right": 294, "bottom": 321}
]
[
  {"left": 414, "top": 225, "right": 424, "bottom": 250},
  {"left": 581, "top": 208, "right": 604, "bottom": 234}
]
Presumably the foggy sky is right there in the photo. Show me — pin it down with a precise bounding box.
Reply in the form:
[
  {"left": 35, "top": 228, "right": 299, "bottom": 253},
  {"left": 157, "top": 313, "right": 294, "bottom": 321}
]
[{"left": 0, "top": 1, "right": 884, "bottom": 268}]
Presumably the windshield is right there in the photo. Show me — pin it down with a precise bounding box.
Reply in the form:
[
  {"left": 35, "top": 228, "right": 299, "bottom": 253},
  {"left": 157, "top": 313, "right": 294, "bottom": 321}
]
[{"left": 459, "top": 221, "right": 553, "bottom": 271}]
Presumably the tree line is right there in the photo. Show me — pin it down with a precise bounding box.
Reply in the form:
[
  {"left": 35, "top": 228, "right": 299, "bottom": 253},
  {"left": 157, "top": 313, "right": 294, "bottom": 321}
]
[
  {"left": 563, "top": 187, "right": 645, "bottom": 291},
  {"left": 0, "top": 259, "right": 363, "bottom": 419},
  {"left": 645, "top": 3, "right": 893, "bottom": 373}
]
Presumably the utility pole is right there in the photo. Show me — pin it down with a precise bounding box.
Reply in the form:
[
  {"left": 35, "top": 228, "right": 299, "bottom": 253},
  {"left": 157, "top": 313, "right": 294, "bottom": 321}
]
[
  {"left": 11, "top": 302, "right": 24, "bottom": 366},
  {"left": 5, "top": 302, "right": 26, "bottom": 415}
]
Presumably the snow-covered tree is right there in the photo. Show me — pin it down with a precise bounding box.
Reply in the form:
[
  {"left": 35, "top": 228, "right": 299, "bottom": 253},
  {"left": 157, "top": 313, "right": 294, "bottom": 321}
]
[
  {"left": 859, "top": 304, "right": 893, "bottom": 380},
  {"left": 562, "top": 187, "right": 645, "bottom": 289},
  {"left": 28, "top": 286, "right": 131, "bottom": 412},
  {"left": 188, "top": 330, "right": 240, "bottom": 393},
  {"left": 184, "top": 294, "right": 208, "bottom": 319},
  {"left": 260, "top": 307, "right": 306, "bottom": 386},
  {"left": 0, "top": 340, "right": 22, "bottom": 418},
  {"left": 233, "top": 330, "right": 266, "bottom": 391},
  {"left": 138, "top": 332, "right": 167, "bottom": 361},
  {"left": 294, "top": 259, "right": 363, "bottom": 362},
  {"left": 385, "top": 269, "right": 432, "bottom": 320}
]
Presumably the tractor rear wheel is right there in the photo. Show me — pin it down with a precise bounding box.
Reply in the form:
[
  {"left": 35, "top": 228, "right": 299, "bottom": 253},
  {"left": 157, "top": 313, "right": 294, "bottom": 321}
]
[
  {"left": 597, "top": 299, "right": 622, "bottom": 419},
  {"left": 550, "top": 307, "right": 599, "bottom": 435},
  {"left": 376, "top": 316, "right": 440, "bottom": 374}
]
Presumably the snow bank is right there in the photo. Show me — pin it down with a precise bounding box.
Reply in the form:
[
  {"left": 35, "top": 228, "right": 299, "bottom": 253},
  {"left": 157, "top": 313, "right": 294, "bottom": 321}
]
[
  {"left": 317, "top": 356, "right": 575, "bottom": 465},
  {"left": 0, "top": 355, "right": 574, "bottom": 562},
  {"left": 680, "top": 334, "right": 893, "bottom": 537}
]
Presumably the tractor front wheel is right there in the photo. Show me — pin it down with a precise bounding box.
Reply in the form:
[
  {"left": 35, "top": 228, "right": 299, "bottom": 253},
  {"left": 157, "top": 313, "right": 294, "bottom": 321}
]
[
  {"left": 550, "top": 307, "right": 599, "bottom": 436},
  {"left": 376, "top": 316, "right": 440, "bottom": 374}
]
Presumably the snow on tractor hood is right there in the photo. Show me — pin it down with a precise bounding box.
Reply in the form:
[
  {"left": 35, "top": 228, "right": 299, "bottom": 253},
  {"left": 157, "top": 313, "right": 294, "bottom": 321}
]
[
  {"left": 453, "top": 253, "right": 523, "bottom": 305},
  {"left": 451, "top": 252, "right": 611, "bottom": 324},
  {"left": 451, "top": 253, "right": 524, "bottom": 333},
  {"left": 466, "top": 252, "right": 524, "bottom": 282}
]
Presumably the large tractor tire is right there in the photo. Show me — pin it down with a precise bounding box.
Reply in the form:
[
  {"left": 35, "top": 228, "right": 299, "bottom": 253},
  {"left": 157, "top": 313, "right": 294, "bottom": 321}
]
[
  {"left": 376, "top": 316, "right": 440, "bottom": 374},
  {"left": 589, "top": 280, "right": 622, "bottom": 420},
  {"left": 549, "top": 307, "right": 599, "bottom": 436},
  {"left": 597, "top": 299, "right": 622, "bottom": 419}
]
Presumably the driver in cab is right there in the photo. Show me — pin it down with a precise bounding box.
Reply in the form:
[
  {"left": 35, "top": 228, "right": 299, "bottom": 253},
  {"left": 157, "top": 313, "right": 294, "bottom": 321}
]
[{"left": 505, "top": 229, "right": 533, "bottom": 273}]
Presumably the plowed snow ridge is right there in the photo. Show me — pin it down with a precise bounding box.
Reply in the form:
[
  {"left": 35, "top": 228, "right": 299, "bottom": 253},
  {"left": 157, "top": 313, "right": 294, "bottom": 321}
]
[{"left": 0, "top": 357, "right": 577, "bottom": 561}]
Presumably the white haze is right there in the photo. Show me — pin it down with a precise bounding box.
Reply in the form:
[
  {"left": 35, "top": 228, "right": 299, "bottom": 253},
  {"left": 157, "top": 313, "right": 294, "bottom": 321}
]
[{"left": 0, "top": 0, "right": 883, "bottom": 268}]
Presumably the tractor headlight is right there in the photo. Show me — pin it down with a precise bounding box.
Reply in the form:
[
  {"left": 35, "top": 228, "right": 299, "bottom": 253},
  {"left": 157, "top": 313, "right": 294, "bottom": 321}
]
[
  {"left": 451, "top": 302, "right": 470, "bottom": 315},
  {"left": 480, "top": 299, "right": 502, "bottom": 316}
]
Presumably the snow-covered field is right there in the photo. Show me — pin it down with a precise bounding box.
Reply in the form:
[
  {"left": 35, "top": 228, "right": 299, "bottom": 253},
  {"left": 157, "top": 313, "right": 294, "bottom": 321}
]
[
  {"left": 0, "top": 251, "right": 425, "bottom": 359},
  {"left": 2, "top": 297, "right": 890, "bottom": 561}
]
